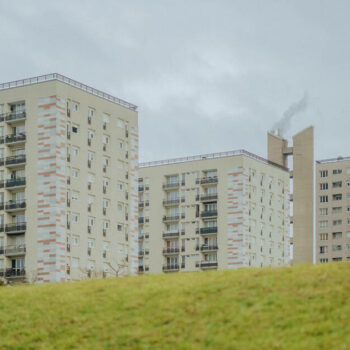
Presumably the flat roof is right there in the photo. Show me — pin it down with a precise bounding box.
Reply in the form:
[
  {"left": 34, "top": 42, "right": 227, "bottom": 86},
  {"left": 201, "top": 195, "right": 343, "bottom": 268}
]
[
  {"left": 139, "top": 149, "right": 288, "bottom": 171},
  {"left": 316, "top": 156, "right": 350, "bottom": 164},
  {"left": 0, "top": 73, "right": 137, "bottom": 111}
]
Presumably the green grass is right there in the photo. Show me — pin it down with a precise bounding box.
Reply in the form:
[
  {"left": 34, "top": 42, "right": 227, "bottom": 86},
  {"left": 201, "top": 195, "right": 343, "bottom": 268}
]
[{"left": 1, "top": 263, "right": 350, "bottom": 349}]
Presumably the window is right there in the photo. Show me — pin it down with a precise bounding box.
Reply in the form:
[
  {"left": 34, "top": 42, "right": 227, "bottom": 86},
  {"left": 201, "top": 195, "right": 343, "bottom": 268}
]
[
  {"left": 88, "top": 152, "right": 94, "bottom": 161},
  {"left": 117, "top": 224, "right": 123, "bottom": 231},
  {"left": 320, "top": 170, "right": 328, "bottom": 177},
  {"left": 72, "top": 192, "right": 79, "bottom": 200},
  {"left": 319, "top": 208, "right": 328, "bottom": 216},
  {"left": 88, "top": 108, "right": 94, "bottom": 117},
  {"left": 333, "top": 220, "right": 342, "bottom": 226},
  {"left": 333, "top": 181, "right": 342, "bottom": 188},
  {"left": 319, "top": 233, "right": 328, "bottom": 241},
  {"left": 332, "top": 207, "right": 342, "bottom": 214},
  {"left": 320, "top": 258, "right": 328, "bottom": 263},
  {"left": 333, "top": 194, "right": 342, "bottom": 201},
  {"left": 118, "top": 140, "right": 124, "bottom": 149},
  {"left": 72, "top": 147, "right": 79, "bottom": 156},
  {"left": 72, "top": 102, "right": 79, "bottom": 111},
  {"left": 103, "top": 242, "right": 109, "bottom": 251},
  {"left": 88, "top": 173, "right": 95, "bottom": 183},
  {"left": 332, "top": 245, "right": 342, "bottom": 251},
  {"left": 103, "top": 135, "right": 109, "bottom": 144},
  {"left": 320, "top": 246, "right": 328, "bottom": 254},
  {"left": 333, "top": 169, "right": 342, "bottom": 175},
  {"left": 88, "top": 130, "right": 94, "bottom": 139},
  {"left": 72, "top": 213, "right": 79, "bottom": 223},
  {"left": 117, "top": 182, "right": 123, "bottom": 191},
  {"left": 103, "top": 199, "right": 109, "bottom": 208},
  {"left": 103, "top": 114, "right": 110, "bottom": 124},
  {"left": 118, "top": 203, "right": 123, "bottom": 211},
  {"left": 320, "top": 196, "right": 328, "bottom": 203},
  {"left": 320, "top": 183, "right": 328, "bottom": 190},
  {"left": 319, "top": 221, "right": 328, "bottom": 228},
  {"left": 72, "top": 125, "right": 79, "bottom": 133},
  {"left": 72, "top": 168, "right": 79, "bottom": 178},
  {"left": 332, "top": 232, "right": 342, "bottom": 239},
  {"left": 333, "top": 257, "right": 342, "bottom": 261},
  {"left": 88, "top": 217, "right": 95, "bottom": 226},
  {"left": 347, "top": 232, "right": 350, "bottom": 238},
  {"left": 117, "top": 119, "right": 124, "bottom": 128},
  {"left": 72, "top": 237, "right": 79, "bottom": 246}
]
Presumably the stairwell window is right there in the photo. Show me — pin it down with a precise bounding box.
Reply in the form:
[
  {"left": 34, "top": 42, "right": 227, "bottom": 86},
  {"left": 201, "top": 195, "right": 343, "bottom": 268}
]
[{"left": 72, "top": 124, "right": 79, "bottom": 133}]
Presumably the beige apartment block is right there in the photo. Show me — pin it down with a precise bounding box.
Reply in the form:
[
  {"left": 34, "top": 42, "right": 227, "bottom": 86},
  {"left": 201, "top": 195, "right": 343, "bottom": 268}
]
[
  {"left": 0, "top": 74, "right": 138, "bottom": 284},
  {"left": 316, "top": 157, "right": 350, "bottom": 263},
  {"left": 137, "top": 150, "right": 290, "bottom": 274},
  {"left": 267, "top": 126, "right": 314, "bottom": 264}
]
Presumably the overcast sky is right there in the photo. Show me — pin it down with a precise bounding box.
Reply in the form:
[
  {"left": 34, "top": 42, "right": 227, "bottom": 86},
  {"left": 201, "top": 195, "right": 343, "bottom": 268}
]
[{"left": 0, "top": 0, "right": 349, "bottom": 162}]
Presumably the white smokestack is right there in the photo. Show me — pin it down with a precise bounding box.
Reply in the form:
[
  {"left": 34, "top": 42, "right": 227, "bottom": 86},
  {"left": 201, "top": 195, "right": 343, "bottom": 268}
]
[{"left": 271, "top": 92, "right": 308, "bottom": 137}]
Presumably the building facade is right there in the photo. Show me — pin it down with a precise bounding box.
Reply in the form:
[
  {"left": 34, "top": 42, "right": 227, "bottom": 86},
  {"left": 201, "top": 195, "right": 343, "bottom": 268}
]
[
  {"left": 138, "top": 150, "right": 290, "bottom": 274},
  {"left": 0, "top": 74, "right": 138, "bottom": 284},
  {"left": 316, "top": 157, "right": 350, "bottom": 263}
]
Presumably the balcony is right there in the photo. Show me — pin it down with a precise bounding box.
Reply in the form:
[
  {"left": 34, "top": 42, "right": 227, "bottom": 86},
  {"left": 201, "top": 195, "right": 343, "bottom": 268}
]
[
  {"left": 5, "top": 222, "right": 26, "bottom": 234},
  {"left": 5, "top": 200, "right": 26, "bottom": 212},
  {"left": 5, "top": 245, "right": 26, "bottom": 256},
  {"left": 0, "top": 268, "right": 26, "bottom": 278},
  {"left": 5, "top": 134, "right": 26, "bottom": 144},
  {"left": 163, "top": 248, "right": 180, "bottom": 255},
  {"left": 163, "top": 199, "right": 180, "bottom": 206},
  {"left": 200, "top": 261, "right": 218, "bottom": 269},
  {"left": 162, "top": 231, "right": 179, "bottom": 238},
  {"left": 138, "top": 217, "right": 144, "bottom": 224},
  {"left": 138, "top": 185, "right": 144, "bottom": 192},
  {"left": 198, "top": 194, "right": 218, "bottom": 202},
  {"left": 162, "top": 182, "right": 179, "bottom": 190},
  {"left": 162, "top": 264, "right": 179, "bottom": 272},
  {"left": 199, "top": 176, "right": 218, "bottom": 185},
  {"left": 5, "top": 154, "right": 26, "bottom": 167},
  {"left": 162, "top": 215, "right": 179, "bottom": 223},
  {"left": 201, "top": 245, "right": 218, "bottom": 252},
  {"left": 201, "top": 210, "right": 218, "bottom": 218},
  {"left": 200, "top": 227, "right": 217, "bottom": 235},
  {"left": 6, "top": 177, "right": 26, "bottom": 188},
  {"left": 5, "top": 111, "right": 26, "bottom": 123}
]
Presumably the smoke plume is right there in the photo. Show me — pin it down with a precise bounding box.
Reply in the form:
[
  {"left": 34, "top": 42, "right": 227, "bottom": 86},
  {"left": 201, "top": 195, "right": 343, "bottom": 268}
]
[{"left": 272, "top": 92, "right": 308, "bottom": 136}]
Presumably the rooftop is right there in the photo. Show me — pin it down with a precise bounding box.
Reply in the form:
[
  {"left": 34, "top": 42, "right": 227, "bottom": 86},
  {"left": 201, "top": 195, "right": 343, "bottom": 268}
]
[
  {"left": 316, "top": 156, "right": 350, "bottom": 164},
  {"left": 139, "top": 149, "right": 288, "bottom": 171},
  {"left": 0, "top": 73, "right": 137, "bottom": 111}
]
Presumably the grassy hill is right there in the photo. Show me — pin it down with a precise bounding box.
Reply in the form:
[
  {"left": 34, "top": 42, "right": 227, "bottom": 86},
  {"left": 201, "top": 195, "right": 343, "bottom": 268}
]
[{"left": 1, "top": 263, "right": 350, "bottom": 349}]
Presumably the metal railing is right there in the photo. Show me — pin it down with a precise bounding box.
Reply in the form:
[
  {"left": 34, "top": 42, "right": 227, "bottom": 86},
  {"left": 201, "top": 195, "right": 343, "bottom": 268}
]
[
  {"left": 0, "top": 268, "right": 25, "bottom": 278},
  {"left": 200, "top": 227, "right": 217, "bottom": 234},
  {"left": 162, "top": 264, "right": 179, "bottom": 272},
  {"left": 139, "top": 149, "right": 288, "bottom": 171},
  {"left": 163, "top": 248, "right": 180, "bottom": 254},
  {"left": 5, "top": 134, "right": 26, "bottom": 144},
  {"left": 201, "top": 245, "right": 218, "bottom": 252},
  {"left": 162, "top": 182, "right": 180, "bottom": 190},
  {"left": 5, "top": 154, "right": 26, "bottom": 165},
  {"left": 201, "top": 210, "right": 218, "bottom": 218},
  {"left": 198, "top": 194, "right": 218, "bottom": 201},
  {"left": 5, "top": 245, "right": 26, "bottom": 256},
  {"left": 162, "top": 215, "right": 179, "bottom": 222},
  {"left": 6, "top": 177, "right": 26, "bottom": 188},
  {"left": 5, "top": 222, "right": 26, "bottom": 233},
  {"left": 163, "top": 199, "right": 180, "bottom": 206},
  {"left": 162, "top": 231, "right": 179, "bottom": 238},
  {"left": 0, "top": 73, "right": 137, "bottom": 111},
  {"left": 200, "top": 261, "right": 218, "bottom": 268},
  {"left": 0, "top": 111, "right": 26, "bottom": 122},
  {"left": 5, "top": 200, "right": 26, "bottom": 211}
]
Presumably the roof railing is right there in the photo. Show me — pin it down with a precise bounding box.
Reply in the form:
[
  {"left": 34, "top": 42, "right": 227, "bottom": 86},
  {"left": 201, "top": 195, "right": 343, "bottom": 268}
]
[
  {"left": 139, "top": 149, "right": 288, "bottom": 171},
  {"left": 0, "top": 73, "right": 137, "bottom": 111}
]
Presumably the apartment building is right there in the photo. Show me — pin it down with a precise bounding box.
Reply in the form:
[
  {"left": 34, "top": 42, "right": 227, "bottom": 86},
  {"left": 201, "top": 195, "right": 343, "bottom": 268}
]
[
  {"left": 137, "top": 150, "right": 290, "bottom": 274},
  {"left": 0, "top": 73, "right": 138, "bottom": 284},
  {"left": 316, "top": 157, "right": 350, "bottom": 263}
]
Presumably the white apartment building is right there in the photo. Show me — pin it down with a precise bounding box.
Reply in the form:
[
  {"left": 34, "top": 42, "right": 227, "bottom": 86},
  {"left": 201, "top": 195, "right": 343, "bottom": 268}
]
[{"left": 0, "top": 74, "right": 138, "bottom": 283}]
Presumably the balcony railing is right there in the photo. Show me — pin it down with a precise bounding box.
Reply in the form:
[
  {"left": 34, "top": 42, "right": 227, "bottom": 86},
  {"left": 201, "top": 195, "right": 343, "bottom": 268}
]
[
  {"left": 201, "top": 210, "right": 218, "bottom": 218},
  {"left": 5, "top": 245, "right": 26, "bottom": 256},
  {"left": 198, "top": 194, "right": 218, "bottom": 202},
  {"left": 199, "top": 176, "right": 218, "bottom": 185},
  {"left": 163, "top": 248, "right": 180, "bottom": 255},
  {"left": 162, "top": 264, "right": 179, "bottom": 272},
  {"left": 201, "top": 245, "right": 218, "bottom": 252},
  {"left": 162, "top": 231, "right": 179, "bottom": 238},
  {"left": 0, "top": 268, "right": 26, "bottom": 278},
  {"left": 5, "top": 200, "right": 26, "bottom": 211},
  {"left": 6, "top": 177, "right": 26, "bottom": 188},
  {"left": 5, "top": 111, "right": 26, "bottom": 122},
  {"left": 6, "top": 134, "right": 26, "bottom": 144},
  {"left": 5, "top": 222, "right": 26, "bottom": 234},
  {"left": 5, "top": 154, "right": 26, "bottom": 166},
  {"left": 162, "top": 182, "right": 179, "bottom": 190},
  {"left": 162, "top": 215, "right": 179, "bottom": 223},
  {"left": 200, "top": 227, "right": 217, "bottom": 235},
  {"left": 200, "top": 261, "right": 218, "bottom": 269},
  {"left": 163, "top": 199, "right": 180, "bottom": 206}
]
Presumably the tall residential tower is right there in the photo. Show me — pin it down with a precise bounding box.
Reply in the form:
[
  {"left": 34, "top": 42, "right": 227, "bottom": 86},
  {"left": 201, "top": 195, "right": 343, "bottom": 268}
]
[{"left": 0, "top": 74, "right": 138, "bottom": 284}]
